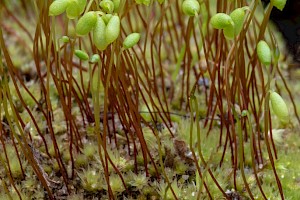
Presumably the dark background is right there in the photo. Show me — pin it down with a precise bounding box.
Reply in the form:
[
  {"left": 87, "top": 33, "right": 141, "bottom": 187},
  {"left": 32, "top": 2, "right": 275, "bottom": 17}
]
[{"left": 262, "top": 0, "right": 300, "bottom": 62}]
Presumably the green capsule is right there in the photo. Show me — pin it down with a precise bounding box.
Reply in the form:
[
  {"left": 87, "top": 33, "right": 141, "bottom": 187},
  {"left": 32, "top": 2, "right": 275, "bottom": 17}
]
[
  {"left": 230, "top": 7, "right": 248, "bottom": 34},
  {"left": 257, "top": 40, "right": 271, "bottom": 65},
  {"left": 241, "top": 110, "right": 249, "bottom": 117},
  {"left": 49, "top": 0, "right": 70, "bottom": 16},
  {"left": 269, "top": 91, "right": 289, "bottom": 123},
  {"left": 75, "top": 11, "right": 97, "bottom": 36},
  {"left": 65, "top": 0, "right": 86, "bottom": 19},
  {"left": 113, "top": 0, "right": 121, "bottom": 12},
  {"left": 74, "top": 49, "right": 89, "bottom": 61},
  {"left": 90, "top": 54, "right": 100, "bottom": 63},
  {"left": 61, "top": 36, "right": 70, "bottom": 43},
  {"left": 105, "top": 15, "right": 120, "bottom": 44},
  {"left": 66, "top": 0, "right": 81, "bottom": 19},
  {"left": 77, "top": 0, "right": 87, "bottom": 14},
  {"left": 271, "top": 0, "right": 287, "bottom": 11},
  {"left": 182, "top": 0, "right": 200, "bottom": 16},
  {"left": 93, "top": 16, "right": 108, "bottom": 51},
  {"left": 123, "top": 33, "right": 141, "bottom": 49},
  {"left": 102, "top": 14, "right": 113, "bottom": 24},
  {"left": 223, "top": 7, "right": 247, "bottom": 39},
  {"left": 223, "top": 23, "right": 234, "bottom": 39},
  {"left": 210, "top": 13, "right": 233, "bottom": 29},
  {"left": 100, "top": 0, "right": 115, "bottom": 14}
]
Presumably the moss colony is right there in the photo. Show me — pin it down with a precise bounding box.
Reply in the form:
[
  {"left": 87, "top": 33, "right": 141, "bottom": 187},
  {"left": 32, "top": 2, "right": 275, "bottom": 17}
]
[{"left": 1, "top": 0, "right": 300, "bottom": 199}]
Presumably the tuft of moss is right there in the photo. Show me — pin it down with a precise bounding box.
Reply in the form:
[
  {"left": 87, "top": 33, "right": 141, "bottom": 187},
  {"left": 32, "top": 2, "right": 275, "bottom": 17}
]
[
  {"left": 108, "top": 173, "right": 126, "bottom": 194},
  {"left": 82, "top": 143, "right": 97, "bottom": 159},
  {"left": 78, "top": 168, "right": 103, "bottom": 192},
  {"left": 75, "top": 154, "right": 88, "bottom": 168},
  {"left": 127, "top": 171, "right": 148, "bottom": 190}
]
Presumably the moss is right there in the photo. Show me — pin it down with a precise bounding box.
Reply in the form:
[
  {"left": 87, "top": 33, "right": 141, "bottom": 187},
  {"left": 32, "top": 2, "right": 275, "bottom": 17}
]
[
  {"left": 174, "top": 158, "right": 189, "bottom": 175},
  {"left": 126, "top": 171, "right": 148, "bottom": 190},
  {"left": 78, "top": 168, "right": 103, "bottom": 192},
  {"left": 108, "top": 173, "right": 126, "bottom": 195},
  {"left": 82, "top": 143, "right": 97, "bottom": 159},
  {"left": 75, "top": 154, "right": 88, "bottom": 168},
  {"left": 1, "top": 0, "right": 299, "bottom": 199},
  {"left": 0, "top": 145, "right": 25, "bottom": 179},
  {"left": 155, "top": 180, "right": 182, "bottom": 200}
]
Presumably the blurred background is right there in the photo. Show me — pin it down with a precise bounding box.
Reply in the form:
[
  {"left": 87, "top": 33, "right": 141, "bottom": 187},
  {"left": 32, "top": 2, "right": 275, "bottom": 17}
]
[{"left": 264, "top": 0, "right": 300, "bottom": 63}]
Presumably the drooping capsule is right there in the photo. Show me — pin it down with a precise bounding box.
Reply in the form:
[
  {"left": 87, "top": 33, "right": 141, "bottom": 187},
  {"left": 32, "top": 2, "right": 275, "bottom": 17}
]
[
  {"left": 105, "top": 15, "right": 121, "bottom": 44},
  {"left": 210, "top": 13, "right": 233, "bottom": 29},
  {"left": 223, "top": 7, "right": 248, "bottom": 39},
  {"left": 123, "top": 33, "right": 141, "bottom": 49},
  {"left": 66, "top": 0, "right": 81, "bottom": 19},
  {"left": 182, "top": 0, "right": 200, "bottom": 16},
  {"left": 74, "top": 49, "right": 89, "bottom": 61},
  {"left": 269, "top": 91, "right": 289, "bottom": 123},
  {"left": 271, "top": 0, "right": 287, "bottom": 11},
  {"left": 100, "top": 0, "right": 115, "bottom": 13},
  {"left": 102, "top": 14, "right": 113, "bottom": 24},
  {"left": 257, "top": 40, "right": 272, "bottom": 65},
  {"left": 77, "top": 0, "right": 87, "bottom": 14},
  {"left": 49, "top": 0, "right": 70, "bottom": 16},
  {"left": 75, "top": 11, "right": 97, "bottom": 36},
  {"left": 60, "top": 36, "right": 70, "bottom": 43},
  {"left": 93, "top": 16, "right": 108, "bottom": 51},
  {"left": 90, "top": 54, "right": 100, "bottom": 63}
]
